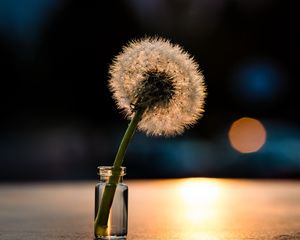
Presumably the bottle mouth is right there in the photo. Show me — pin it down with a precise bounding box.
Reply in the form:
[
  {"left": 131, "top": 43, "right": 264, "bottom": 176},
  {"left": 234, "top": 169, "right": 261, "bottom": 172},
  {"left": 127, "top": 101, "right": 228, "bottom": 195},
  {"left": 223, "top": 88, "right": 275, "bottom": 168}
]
[{"left": 97, "top": 166, "right": 126, "bottom": 177}]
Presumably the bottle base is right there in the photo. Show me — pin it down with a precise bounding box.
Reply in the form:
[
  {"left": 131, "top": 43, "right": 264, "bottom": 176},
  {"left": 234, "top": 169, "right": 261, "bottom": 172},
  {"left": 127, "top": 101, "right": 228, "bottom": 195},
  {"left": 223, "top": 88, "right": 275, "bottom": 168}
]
[{"left": 95, "top": 236, "right": 126, "bottom": 240}]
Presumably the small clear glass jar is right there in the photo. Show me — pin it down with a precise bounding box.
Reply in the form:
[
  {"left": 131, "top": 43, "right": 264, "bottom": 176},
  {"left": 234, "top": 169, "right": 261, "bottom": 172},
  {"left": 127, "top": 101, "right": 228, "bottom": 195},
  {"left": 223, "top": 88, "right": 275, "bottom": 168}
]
[{"left": 94, "top": 166, "right": 128, "bottom": 240}]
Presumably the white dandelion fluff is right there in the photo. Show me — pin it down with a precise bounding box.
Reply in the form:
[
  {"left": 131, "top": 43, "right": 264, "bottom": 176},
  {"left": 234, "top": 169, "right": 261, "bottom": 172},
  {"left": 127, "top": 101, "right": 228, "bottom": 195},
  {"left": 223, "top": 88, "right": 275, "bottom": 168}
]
[{"left": 109, "top": 37, "right": 206, "bottom": 136}]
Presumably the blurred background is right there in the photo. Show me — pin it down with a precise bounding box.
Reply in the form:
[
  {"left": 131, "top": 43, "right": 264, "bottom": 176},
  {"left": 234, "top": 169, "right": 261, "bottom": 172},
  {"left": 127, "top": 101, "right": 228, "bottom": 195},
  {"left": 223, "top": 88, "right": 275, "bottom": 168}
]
[{"left": 0, "top": 0, "right": 299, "bottom": 181}]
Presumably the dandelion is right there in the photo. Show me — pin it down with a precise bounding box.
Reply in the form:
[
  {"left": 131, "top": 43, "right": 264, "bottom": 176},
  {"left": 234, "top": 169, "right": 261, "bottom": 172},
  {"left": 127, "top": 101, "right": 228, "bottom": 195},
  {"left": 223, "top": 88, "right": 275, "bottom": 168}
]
[
  {"left": 95, "top": 37, "right": 206, "bottom": 237},
  {"left": 109, "top": 37, "right": 206, "bottom": 136}
]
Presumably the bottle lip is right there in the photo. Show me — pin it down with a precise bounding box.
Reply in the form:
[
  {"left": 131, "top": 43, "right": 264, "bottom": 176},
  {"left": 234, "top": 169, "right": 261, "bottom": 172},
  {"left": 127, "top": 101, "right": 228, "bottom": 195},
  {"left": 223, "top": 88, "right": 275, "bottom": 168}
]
[{"left": 97, "top": 166, "right": 126, "bottom": 176}]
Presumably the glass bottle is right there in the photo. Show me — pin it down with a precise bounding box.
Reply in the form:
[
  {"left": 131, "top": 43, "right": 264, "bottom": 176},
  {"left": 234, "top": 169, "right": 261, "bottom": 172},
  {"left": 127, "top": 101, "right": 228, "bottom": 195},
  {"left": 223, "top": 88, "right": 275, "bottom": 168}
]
[{"left": 95, "top": 166, "right": 128, "bottom": 240}]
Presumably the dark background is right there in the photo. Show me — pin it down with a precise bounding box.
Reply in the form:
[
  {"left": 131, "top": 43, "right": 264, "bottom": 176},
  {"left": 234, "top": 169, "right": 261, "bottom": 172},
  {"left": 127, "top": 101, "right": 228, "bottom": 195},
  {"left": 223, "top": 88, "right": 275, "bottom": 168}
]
[{"left": 0, "top": 0, "right": 299, "bottom": 181}]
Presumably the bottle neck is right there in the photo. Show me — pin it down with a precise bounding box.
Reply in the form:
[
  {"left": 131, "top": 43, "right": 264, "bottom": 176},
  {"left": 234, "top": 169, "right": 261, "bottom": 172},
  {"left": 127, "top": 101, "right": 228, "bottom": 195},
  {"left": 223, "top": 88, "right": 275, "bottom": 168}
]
[{"left": 97, "top": 166, "right": 126, "bottom": 183}]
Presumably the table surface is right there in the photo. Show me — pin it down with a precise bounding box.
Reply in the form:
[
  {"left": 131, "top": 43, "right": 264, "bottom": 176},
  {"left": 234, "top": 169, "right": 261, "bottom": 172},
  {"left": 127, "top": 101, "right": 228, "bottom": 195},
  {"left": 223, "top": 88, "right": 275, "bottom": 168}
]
[{"left": 0, "top": 179, "right": 300, "bottom": 240}]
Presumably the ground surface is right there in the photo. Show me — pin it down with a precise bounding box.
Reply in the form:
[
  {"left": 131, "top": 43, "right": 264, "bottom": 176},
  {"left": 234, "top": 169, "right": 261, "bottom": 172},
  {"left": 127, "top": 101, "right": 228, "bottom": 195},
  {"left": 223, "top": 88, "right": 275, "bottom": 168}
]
[{"left": 0, "top": 179, "right": 300, "bottom": 240}]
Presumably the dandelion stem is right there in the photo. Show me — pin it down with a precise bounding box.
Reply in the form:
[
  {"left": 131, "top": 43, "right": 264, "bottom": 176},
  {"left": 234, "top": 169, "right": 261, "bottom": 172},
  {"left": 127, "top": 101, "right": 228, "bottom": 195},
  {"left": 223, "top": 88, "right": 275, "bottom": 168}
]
[{"left": 94, "top": 108, "right": 145, "bottom": 236}]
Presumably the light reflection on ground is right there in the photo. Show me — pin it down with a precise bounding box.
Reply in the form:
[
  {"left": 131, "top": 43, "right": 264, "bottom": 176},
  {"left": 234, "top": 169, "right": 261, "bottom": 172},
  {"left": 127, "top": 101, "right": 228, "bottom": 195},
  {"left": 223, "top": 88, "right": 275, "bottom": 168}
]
[
  {"left": 129, "top": 178, "right": 300, "bottom": 239},
  {"left": 177, "top": 178, "right": 221, "bottom": 224}
]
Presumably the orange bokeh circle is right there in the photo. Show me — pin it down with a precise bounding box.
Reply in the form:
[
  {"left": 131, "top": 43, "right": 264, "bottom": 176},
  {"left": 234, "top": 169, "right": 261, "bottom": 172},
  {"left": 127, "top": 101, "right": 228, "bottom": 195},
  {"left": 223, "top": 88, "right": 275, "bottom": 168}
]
[{"left": 228, "top": 117, "right": 267, "bottom": 153}]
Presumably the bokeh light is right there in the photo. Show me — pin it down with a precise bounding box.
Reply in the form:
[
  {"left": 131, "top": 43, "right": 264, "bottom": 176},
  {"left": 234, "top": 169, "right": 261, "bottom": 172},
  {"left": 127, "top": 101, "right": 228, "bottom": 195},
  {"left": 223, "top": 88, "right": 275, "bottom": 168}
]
[
  {"left": 228, "top": 117, "right": 267, "bottom": 153},
  {"left": 233, "top": 61, "right": 285, "bottom": 103},
  {"left": 0, "top": 0, "right": 61, "bottom": 42}
]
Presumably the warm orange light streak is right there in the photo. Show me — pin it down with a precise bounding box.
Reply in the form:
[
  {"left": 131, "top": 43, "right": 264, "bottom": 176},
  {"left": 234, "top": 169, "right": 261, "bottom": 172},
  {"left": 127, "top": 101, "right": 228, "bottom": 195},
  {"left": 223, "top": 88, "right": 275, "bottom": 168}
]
[
  {"left": 107, "top": 212, "right": 112, "bottom": 235},
  {"left": 228, "top": 117, "right": 267, "bottom": 153}
]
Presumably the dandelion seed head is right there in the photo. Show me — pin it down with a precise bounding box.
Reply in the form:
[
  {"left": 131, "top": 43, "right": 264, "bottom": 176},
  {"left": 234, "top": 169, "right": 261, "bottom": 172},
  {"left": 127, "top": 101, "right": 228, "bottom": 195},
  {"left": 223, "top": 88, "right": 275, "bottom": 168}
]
[
  {"left": 133, "top": 71, "right": 175, "bottom": 110},
  {"left": 109, "top": 37, "right": 206, "bottom": 136}
]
